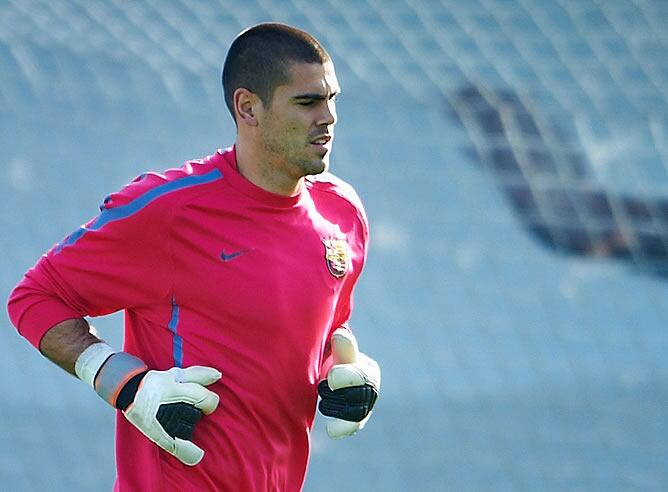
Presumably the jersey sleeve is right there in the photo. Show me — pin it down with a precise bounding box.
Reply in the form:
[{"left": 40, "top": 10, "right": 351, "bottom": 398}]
[
  {"left": 314, "top": 175, "right": 370, "bottom": 372},
  {"left": 7, "top": 171, "right": 177, "bottom": 349},
  {"left": 331, "top": 177, "right": 370, "bottom": 331}
]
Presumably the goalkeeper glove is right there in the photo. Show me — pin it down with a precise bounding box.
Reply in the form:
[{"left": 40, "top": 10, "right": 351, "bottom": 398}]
[
  {"left": 75, "top": 342, "right": 220, "bottom": 465},
  {"left": 318, "top": 328, "right": 380, "bottom": 439}
]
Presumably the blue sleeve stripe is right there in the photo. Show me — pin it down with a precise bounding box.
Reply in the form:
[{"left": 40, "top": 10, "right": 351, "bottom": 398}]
[
  {"left": 55, "top": 168, "right": 223, "bottom": 254},
  {"left": 168, "top": 296, "right": 183, "bottom": 368}
]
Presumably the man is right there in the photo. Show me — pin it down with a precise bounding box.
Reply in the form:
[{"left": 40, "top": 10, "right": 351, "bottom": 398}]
[{"left": 7, "top": 23, "right": 380, "bottom": 491}]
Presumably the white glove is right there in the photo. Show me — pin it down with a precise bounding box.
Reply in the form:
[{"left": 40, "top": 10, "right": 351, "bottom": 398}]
[
  {"left": 124, "top": 366, "right": 221, "bottom": 465},
  {"left": 318, "top": 329, "right": 381, "bottom": 439},
  {"left": 75, "top": 343, "right": 221, "bottom": 466}
]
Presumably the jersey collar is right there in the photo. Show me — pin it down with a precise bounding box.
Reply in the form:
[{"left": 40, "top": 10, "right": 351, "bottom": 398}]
[{"left": 212, "top": 147, "right": 304, "bottom": 208}]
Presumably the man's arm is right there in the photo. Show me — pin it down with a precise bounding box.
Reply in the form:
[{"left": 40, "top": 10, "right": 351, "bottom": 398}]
[
  {"left": 28, "top": 317, "right": 221, "bottom": 466},
  {"left": 39, "top": 318, "right": 99, "bottom": 375},
  {"left": 8, "top": 273, "right": 220, "bottom": 465},
  {"left": 8, "top": 167, "right": 223, "bottom": 464}
]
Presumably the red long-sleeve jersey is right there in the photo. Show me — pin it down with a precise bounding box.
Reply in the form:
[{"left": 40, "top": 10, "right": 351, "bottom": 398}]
[{"left": 7, "top": 147, "right": 368, "bottom": 491}]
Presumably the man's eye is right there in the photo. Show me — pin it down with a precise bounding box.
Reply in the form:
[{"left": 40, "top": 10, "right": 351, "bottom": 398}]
[{"left": 297, "top": 100, "right": 314, "bottom": 106}]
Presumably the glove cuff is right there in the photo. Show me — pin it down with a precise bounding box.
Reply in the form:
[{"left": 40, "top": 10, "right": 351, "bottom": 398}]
[
  {"left": 94, "top": 352, "right": 148, "bottom": 407},
  {"left": 74, "top": 342, "right": 148, "bottom": 407},
  {"left": 115, "top": 370, "right": 149, "bottom": 411},
  {"left": 74, "top": 342, "right": 115, "bottom": 388}
]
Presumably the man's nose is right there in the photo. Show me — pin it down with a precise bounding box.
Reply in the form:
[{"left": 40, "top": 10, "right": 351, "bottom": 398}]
[{"left": 319, "top": 99, "right": 337, "bottom": 126}]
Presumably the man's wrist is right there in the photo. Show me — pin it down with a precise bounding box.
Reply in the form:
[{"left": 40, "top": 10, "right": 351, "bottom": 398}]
[
  {"left": 94, "top": 352, "right": 148, "bottom": 406},
  {"left": 115, "top": 370, "right": 149, "bottom": 411},
  {"left": 74, "top": 342, "right": 148, "bottom": 407},
  {"left": 74, "top": 342, "right": 115, "bottom": 387}
]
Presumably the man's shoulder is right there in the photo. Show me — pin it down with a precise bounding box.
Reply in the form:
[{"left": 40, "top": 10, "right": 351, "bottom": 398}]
[
  {"left": 100, "top": 155, "right": 224, "bottom": 212},
  {"left": 305, "top": 171, "right": 366, "bottom": 216}
]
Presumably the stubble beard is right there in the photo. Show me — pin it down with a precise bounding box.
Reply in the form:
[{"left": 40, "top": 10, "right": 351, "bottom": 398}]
[
  {"left": 300, "top": 153, "right": 329, "bottom": 176},
  {"left": 262, "top": 134, "right": 330, "bottom": 178}
]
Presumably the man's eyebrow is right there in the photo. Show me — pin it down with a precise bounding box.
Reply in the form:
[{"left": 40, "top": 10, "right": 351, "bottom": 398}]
[{"left": 292, "top": 91, "right": 340, "bottom": 100}]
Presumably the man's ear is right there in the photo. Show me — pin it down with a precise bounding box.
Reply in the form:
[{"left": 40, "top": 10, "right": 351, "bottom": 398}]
[{"left": 234, "top": 88, "right": 261, "bottom": 127}]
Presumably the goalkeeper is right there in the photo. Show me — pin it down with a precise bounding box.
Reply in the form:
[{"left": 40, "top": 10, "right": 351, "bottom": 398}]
[{"left": 7, "top": 23, "right": 380, "bottom": 492}]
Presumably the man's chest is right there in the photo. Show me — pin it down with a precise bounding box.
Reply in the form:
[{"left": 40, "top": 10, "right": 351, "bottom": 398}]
[{"left": 168, "top": 200, "right": 360, "bottom": 333}]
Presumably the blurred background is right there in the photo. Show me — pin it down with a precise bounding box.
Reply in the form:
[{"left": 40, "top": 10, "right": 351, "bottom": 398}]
[{"left": 2, "top": 0, "right": 668, "bottom": 490}]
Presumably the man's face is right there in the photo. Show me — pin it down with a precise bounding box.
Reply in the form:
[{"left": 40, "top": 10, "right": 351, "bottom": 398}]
[{"left": 258, "top": 60, "right": 340, "bottom": 179}]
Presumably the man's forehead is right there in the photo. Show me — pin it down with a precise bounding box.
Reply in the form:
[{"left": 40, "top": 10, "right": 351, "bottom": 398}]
[{"left": 285, "top": 61, "right": 340, "bottom": 94}]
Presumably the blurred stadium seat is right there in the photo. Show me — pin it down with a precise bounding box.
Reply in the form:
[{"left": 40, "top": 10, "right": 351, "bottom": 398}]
[{"left": 1, "top": 0, "right": 667, "bottom": 490}]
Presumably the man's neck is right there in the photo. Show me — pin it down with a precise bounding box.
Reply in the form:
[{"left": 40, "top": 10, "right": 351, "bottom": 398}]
[{"left": 234, "top": 140, "right": 302, "bottom": 196}]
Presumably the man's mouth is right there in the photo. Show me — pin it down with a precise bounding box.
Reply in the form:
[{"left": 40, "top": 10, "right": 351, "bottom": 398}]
[{"left": 310, "top": 134, "right": 331, "bottom": 145}]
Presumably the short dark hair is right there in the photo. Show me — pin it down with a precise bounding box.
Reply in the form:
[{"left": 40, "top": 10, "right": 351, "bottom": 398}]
[{"left": 222, "top": 23, "right": 331, "bottom": 120}]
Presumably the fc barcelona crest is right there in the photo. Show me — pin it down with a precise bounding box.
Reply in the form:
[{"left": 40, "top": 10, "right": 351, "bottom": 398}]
[{"left": 323, "top": 238, "right": 349, "bottom": 278}]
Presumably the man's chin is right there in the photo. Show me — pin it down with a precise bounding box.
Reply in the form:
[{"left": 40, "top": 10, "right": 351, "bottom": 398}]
[
  {"left": 317, "top": 159, "right": 329, "bottom": 174},
  {"left": 302, "top": 157, "right": 329, "bottom": 176}
]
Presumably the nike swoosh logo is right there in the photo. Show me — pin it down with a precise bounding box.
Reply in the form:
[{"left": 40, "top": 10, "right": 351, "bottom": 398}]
[{"left": 220, "top": 249, "right": 249, "bottom": 262}]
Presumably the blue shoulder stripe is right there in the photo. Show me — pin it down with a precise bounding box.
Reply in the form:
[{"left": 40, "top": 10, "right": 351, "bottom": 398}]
[{"left": 55, "top": 168, "right": 222, "bottom": 254}]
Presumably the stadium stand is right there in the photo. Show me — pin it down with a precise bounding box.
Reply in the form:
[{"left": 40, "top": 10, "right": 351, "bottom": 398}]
[{"left": 1, "top": 0, "right": 667, "bottom": 490}]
